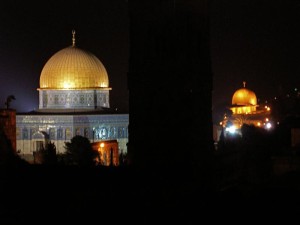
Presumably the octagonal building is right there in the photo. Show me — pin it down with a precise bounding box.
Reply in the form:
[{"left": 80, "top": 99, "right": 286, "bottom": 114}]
[{"left": 16, "top": 32, "right": 128, "bottom": 164}]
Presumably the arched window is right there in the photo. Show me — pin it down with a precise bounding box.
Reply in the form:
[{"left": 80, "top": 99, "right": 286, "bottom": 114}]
[
  {"left": 49, "top": 128, "right": 55, "bottom": 140},
  {"left": 23, "top": 128, "right": 28, "bottom": 140},
  {"left": 57, "top": 128, "right": 63, "bottom": 140},
  {"left": 32, "top": 131, "right": 46, "bottom": 151},
  {"left": 75, "top": 128, "right": 81, "bottom": 136},
  {"left": 100, "top": 127, "right": 107, "bottom": 139},
  {"left": 65, "top": 128, "right": 72, "bottom": 140},
  {"left": 84, "top": 128, "right": 89, "bottom": 138}
]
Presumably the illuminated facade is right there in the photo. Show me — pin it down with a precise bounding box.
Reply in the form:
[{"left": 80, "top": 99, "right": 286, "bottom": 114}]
[
  {"left": 16, "top": 32, "right": 128, "bottom": 162},
  {"left": 222, "top": 82, "right": 272, "bottom": 135},
  {"left": 230, "top": 82, "right": 258, "bottom": 114}
]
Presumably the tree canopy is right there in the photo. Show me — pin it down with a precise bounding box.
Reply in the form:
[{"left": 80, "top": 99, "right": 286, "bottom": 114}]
[{"left": 64, "top": 135, "right": 99, "bottom": 167}]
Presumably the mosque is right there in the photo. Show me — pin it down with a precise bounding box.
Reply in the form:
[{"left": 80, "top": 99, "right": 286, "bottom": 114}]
[
  {"left": 16, "top": 31, "right": 129, "bottom": 162},
  {"left": 220, "top": 82, "right": 272, "bottom": 137}
]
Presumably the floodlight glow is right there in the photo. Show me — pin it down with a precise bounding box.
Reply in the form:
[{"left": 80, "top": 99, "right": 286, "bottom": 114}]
[
  {"left": 265, "top": 122, "right": 272, "bottom": 129},
  {"left": 226, "top": 125, "right": 236, "bottom": 134}
]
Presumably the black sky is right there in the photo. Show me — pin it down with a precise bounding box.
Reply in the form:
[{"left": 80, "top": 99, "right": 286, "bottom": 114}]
[
  {"left": 211, "top": 0, "right": 300, "bottom": 109},
  {"left": 0, "top": 0, "right": 299, "bottom": 113}
]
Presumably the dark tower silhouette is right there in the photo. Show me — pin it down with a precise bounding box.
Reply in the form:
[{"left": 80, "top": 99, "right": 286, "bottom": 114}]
[{"left": 128, "top": 0, "right": 213, "bottom": 184}]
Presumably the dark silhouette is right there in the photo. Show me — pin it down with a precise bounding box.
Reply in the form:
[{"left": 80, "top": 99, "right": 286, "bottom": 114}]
[
  {"left": 119, "top": 151, "right": 128, "bottom": 166},
  {"left": 110, "top": 147, "right": 113, "bottom": 166},
  {"left": 64, "top": 135, "right": 99, "bottom": 167},
  {"left": 4, "top": 95, "right": 16, "bottom": 109},
  {"left": 127, "top": 1, "right": 214, "bottom": 195},
  {"left": 0, "top": 128, "right": 28, "bottom": 167},
  {"left": 45, "top": 142, "right": 57, "bottom": 165},
  {"left": 33, "top": 141, "right": 57, "bottom": 165}
]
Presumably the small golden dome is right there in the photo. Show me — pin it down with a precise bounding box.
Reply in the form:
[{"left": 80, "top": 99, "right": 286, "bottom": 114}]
[
  {"left": 39, "top": 46, "right": 109, "bottom": 89},
  {"left": 232, "top": 88, "right": 257, "bottom": 106}
]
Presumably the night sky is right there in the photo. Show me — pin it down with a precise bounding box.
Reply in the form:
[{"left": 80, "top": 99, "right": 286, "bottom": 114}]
[
  {"left": 0, "top": 0, "right": 299, "bottom": 113},
  {"left": 211, "top": 0, "right": 300, "bottom": 109}
]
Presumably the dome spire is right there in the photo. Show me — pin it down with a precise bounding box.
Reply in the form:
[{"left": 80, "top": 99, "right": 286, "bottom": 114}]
[
  {"left": 243, "top": 81, "right": 246, "bottom": 88},
  {"left": 72, "top": 30, "right": 76, "bottom": 47}
]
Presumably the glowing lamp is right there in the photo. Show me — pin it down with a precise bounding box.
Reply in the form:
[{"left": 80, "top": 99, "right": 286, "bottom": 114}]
[
  {"left": 226, "top": 125, "right": 236, "bottom": 134},
  {"left": 265, "top": 122, "right": 272, "bottom": 129}
]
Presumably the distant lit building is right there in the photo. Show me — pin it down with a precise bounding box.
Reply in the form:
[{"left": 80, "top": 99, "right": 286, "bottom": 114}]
[
  {"left": 16, "top": 32, "right": 128, "bottom": 162},
  {"left": 230, "top": 81, "right": 258, "bottom": 115},
  {"left": 221, "top": 82, "right": 272, "bottom": 137}
]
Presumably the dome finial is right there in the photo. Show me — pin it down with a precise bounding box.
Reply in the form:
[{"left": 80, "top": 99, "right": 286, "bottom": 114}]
[
  {"left": 72, "top": 30, "right": 76, "bottom": 47},
  {"left": 243, "top": 81, "right": 246, "bottom": 88}
]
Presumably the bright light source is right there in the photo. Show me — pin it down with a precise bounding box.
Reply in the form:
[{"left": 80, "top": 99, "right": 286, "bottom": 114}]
[
  {"left": 226, "top": 125, "right": 236, "bottom": 134},
  {"left": 265, "top": 122, "right": 272, "bottom": 129},
  {"left": 100, "top": 143, "right": 105, "bottom": 148}
]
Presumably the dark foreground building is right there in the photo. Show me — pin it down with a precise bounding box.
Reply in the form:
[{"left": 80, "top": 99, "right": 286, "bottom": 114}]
[
  {"left": 0, "top": 109, "right": 16, "bottom": 152},
  {"left": 128, "top": 0, "right": 213, "bottom": 183}
]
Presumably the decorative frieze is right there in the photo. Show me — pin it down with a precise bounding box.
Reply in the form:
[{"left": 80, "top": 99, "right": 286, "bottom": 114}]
[{"left": 38, "top": 89, "right": 110, "bottom": 109}]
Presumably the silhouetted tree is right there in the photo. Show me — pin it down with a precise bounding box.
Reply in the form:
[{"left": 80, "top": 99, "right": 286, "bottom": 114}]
[
  {"left": 64, "top": 135, "right": 99, "bottom": 167},
  {"left": 0, "top": 128, "right": 28, "bottom": 167},
  {"left": 56, "top": 153, "right": 66, "bottom": 166},
  {"left": 119, "top": 151, "right": 128, "bottom": 166},
  {"left": 46, "top": 141, "right": 57, "bottom": 159},
  {"left": 34, "top": 142, "right": 57, "bottom": 165}
]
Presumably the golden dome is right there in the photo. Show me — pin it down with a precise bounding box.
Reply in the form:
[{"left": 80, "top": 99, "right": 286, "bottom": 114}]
[
  {"left": 232, "top": 88, "right": 257, "bottom": 106},
  {"left": 39, "top": 46, "right": 109, "bottom": 89}
]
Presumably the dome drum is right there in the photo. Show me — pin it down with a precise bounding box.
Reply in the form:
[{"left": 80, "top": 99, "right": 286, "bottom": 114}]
[{"left": 38, "top": 89, "right": 110, "bottom": 110}]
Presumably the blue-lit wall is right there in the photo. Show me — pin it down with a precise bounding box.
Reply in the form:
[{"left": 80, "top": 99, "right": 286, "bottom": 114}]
[{"left": 16, "top": 114, "right": 128, "bottom": 160}]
